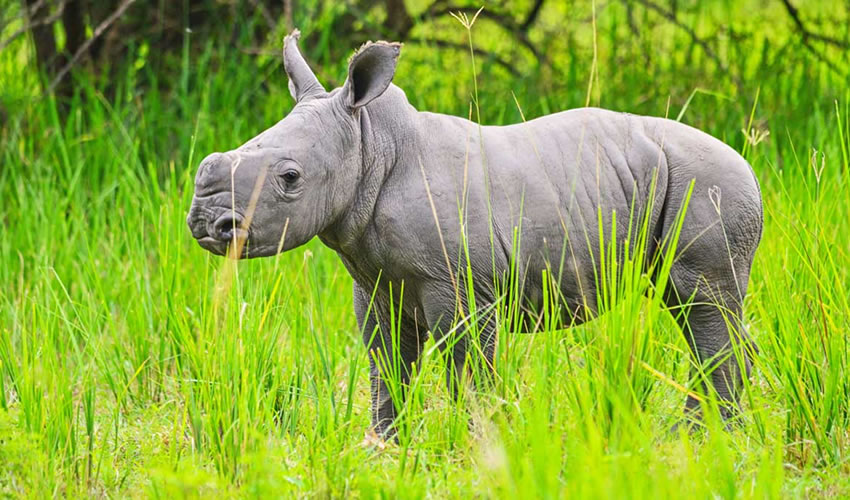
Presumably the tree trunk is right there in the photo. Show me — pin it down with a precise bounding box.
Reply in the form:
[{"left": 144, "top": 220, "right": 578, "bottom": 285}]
[
  {"left": 24, "top": 0, "right": 60, "bottom": 76},
  {"left": 383, "top": 0, "right": 413, "bottom": 38}
]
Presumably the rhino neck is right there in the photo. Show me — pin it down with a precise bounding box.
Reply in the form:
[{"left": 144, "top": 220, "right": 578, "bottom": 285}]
[{"left": 318, "top": 88, "right": 419, "bottom": 256}]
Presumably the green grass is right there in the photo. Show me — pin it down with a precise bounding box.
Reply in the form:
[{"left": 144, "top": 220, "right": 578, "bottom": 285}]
[{"left": 2, "top": 1, "right": 850, "bottom": 497}]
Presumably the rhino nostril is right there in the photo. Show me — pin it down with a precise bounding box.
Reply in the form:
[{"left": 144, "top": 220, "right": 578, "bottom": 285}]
[{"left": 213, "top": 214, "right": 245, "bottom": 241}]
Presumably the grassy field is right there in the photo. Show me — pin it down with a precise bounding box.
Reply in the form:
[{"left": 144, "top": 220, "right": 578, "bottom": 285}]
[{"left": 1, "top": 1, "right": 849, "bottom": 497}]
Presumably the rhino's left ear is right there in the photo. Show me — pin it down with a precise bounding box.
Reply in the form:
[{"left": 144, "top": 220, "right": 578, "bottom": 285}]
[
  {"left": 284, "top": 29, "right": 326, "bottom": 102},
  {"left": 342, "top": 41, "right": 402, "bottom": 110}
]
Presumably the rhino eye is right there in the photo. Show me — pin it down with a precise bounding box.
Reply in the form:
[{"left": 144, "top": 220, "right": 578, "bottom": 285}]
[{"left": 281, "top": 170, "right": 300, "bottom": 183}]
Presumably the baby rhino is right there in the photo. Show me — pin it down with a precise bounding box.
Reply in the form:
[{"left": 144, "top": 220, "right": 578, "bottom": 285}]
[{"left": 187, "top": 31, "right": 763, "bottom": 437}]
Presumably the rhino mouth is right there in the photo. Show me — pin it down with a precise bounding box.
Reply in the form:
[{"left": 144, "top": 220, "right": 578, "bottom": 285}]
[
  {"left": 197, "top": 236, "right": 259, "bottom": 259},
  {"left": 187, "top": 207, "right": 252, "bottom": 258},
  {"left": 196, "top": 236, "right": 230, "bottom": 256}
]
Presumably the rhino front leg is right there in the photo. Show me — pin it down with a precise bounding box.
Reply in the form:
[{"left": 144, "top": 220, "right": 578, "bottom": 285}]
[
  {"left": 353, "top": 283, "right": 424, "bottom": 438},
  {"left": 421, "top": 288, "right": 498, "bottom": 399}
]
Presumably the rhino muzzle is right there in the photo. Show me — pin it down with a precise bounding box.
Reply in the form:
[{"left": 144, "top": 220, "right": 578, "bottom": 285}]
[{"left": 186, "top": 204, "right": 251, "bottom": 257}]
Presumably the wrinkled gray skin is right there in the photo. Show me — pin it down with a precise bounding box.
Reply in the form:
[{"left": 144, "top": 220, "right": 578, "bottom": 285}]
[{"left": 187, "top": 31, "right": 763, "bottom": 436}]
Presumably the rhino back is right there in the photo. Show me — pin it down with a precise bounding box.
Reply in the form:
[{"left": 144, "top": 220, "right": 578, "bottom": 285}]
[
  {"left": 355, "top": 108, "right": 675, "bottom": 314},
  {"left": 481, "top": 108, "right": 671, "bottom": 279},
  {"left": 355, "top": 105, "right": 763, "bottom": 322}
]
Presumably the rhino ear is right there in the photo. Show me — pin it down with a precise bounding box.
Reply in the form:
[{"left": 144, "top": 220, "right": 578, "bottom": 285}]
[
  {"left": 343, "top": 41, "right": 401, "bottom": 110},
  {"left": 283, "top": 29, "right": 325, "bottom": 102}
]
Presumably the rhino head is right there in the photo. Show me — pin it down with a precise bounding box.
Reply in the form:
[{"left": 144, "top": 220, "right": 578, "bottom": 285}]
[{"left": 186, "top": 31, "right": 402, "bottom": 258}]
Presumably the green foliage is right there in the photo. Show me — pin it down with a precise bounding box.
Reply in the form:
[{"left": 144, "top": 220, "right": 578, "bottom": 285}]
[{"left": 1, "top": 0, "right": 849, "bottom": 497}]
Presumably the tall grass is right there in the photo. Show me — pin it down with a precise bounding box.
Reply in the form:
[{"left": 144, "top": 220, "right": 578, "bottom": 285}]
[{"left": 1, "top": 1, "right": 849, "bottom": 497}]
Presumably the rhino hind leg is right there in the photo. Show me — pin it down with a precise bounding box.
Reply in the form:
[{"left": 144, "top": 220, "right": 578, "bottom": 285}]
[
  {"left": 666, "top": 283, "right": 755, "bottom": 423},
  {"left": 660, "top": 196, "right": 761, "bottom": 423}
]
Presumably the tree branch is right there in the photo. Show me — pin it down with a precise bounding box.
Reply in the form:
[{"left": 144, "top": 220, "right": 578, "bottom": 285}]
[
  {"left": 247, "top": 0, "right": 276, "bottom": 32},
  {"left": 48, "top": 0, "right": 138, "bottom": 94},
  {"left": 0, "top": 0, "right": 67, "bottom": 53},
  {"left": 632, "top": 0, "right": 741, "bottom": 88},
  {"left": 520, "top": 0, "right": 545, "bottom": 31},
  {"left": 420, "top": 39, "right": 520, "bottom": 77},
  {"left": 778, "top": 0, "right": 848, "bottom": 77},
  {"left": 781, "top": 0, "right": 849, "bottom": 49},
  {"left": 427, "top": 6, "right": 543, "bottom": 63}
]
